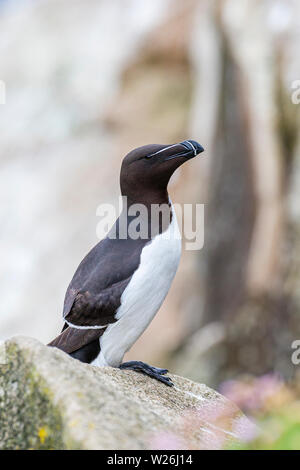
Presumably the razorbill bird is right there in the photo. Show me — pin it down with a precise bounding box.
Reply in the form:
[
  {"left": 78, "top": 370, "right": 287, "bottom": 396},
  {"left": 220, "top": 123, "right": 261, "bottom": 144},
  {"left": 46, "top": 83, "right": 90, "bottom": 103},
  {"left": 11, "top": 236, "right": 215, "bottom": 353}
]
[{"left": 49, "top": 140, "right": 204, "bottom": 386}]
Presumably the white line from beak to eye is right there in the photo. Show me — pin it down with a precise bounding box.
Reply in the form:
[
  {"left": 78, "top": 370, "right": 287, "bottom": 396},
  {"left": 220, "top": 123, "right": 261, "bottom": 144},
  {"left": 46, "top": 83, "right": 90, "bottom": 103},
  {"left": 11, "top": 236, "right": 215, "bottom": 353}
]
[{"left": 148, "top": 143, "right": 180, "bottom": 158}]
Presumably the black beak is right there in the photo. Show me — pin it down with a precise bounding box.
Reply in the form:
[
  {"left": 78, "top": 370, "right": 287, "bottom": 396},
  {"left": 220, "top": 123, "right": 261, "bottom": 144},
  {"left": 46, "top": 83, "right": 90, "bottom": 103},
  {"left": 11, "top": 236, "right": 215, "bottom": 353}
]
[
  {"left": 180, "top": 140, "right": 204, "bottom": 156},
  {"left": 164, "top": 140, "right": 205, "bottom": 161}
]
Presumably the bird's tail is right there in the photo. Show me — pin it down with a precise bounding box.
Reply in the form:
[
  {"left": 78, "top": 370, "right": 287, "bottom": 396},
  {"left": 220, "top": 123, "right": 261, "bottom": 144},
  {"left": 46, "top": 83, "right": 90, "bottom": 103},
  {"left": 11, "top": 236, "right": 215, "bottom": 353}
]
[{"left": 48, "top": 326, "right": 105, "bottom": 364}]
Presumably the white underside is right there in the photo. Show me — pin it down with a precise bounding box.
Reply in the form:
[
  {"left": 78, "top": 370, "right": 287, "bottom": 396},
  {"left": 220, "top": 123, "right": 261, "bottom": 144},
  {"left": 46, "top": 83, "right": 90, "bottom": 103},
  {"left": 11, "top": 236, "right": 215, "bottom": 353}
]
[{"left": 91, "top": 205, "right": 181, "bottom": 367}]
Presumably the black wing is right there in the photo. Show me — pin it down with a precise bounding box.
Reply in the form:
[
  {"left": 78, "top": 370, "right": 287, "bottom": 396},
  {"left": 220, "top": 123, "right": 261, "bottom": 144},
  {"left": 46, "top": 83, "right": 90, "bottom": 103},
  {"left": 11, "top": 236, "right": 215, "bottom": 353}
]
[
  {"left": 63, "top": 234, "right": 149, "bottom": 326},
  {"left": 49, "top": 230, "right": 149, "bottom": 354}
]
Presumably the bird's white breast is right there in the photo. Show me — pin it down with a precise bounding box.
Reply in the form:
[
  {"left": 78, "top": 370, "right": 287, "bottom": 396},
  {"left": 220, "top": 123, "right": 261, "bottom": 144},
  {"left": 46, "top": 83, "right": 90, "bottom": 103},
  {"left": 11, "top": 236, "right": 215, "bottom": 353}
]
[{"left": 92, "top": 205, "right": 181, "bottom": 367}]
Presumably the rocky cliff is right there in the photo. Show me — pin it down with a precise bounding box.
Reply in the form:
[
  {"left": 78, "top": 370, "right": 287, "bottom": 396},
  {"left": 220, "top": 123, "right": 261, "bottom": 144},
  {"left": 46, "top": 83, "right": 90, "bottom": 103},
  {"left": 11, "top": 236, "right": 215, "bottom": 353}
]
[{"left": 0, "top": 336, "right": 254, "bottom": 450}]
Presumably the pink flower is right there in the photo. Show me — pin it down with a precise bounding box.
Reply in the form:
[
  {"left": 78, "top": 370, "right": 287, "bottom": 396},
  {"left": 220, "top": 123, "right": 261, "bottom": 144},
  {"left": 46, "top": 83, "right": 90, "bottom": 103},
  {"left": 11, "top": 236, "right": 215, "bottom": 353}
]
[
  {"left": 149, "top": 432, "right": 185, "bottom": 450},
  {"left": 219, "top": 374, "right": 284, "bottom": 414}
]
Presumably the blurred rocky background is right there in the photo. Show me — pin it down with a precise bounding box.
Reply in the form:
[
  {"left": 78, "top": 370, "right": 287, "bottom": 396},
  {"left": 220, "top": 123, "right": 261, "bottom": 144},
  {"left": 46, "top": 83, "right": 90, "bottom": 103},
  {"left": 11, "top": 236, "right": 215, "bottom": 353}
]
[{"left": 1, "top": 0, "right": 300, "bottom": 409}]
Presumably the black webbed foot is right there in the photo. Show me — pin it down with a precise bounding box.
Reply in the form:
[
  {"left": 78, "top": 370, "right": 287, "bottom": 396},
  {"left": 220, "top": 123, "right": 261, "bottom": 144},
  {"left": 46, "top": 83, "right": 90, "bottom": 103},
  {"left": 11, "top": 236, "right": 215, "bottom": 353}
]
[{"left": 119, "top": 361, "right": 174, "bottom": 387}]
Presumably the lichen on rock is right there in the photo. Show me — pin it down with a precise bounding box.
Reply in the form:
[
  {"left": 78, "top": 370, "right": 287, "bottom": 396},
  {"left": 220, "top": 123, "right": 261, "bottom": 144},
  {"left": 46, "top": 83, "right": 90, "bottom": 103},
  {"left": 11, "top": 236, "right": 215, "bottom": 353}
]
[{"left": 0, "top": 343, "right": 66, "bottom": 450}]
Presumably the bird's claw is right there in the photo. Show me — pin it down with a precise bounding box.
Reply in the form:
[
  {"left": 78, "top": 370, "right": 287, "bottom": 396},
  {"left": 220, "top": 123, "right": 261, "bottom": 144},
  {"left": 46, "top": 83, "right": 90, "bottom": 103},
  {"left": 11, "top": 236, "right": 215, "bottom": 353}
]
[{"left": 119, "top": 361, "right": 174, "bottom": 387}]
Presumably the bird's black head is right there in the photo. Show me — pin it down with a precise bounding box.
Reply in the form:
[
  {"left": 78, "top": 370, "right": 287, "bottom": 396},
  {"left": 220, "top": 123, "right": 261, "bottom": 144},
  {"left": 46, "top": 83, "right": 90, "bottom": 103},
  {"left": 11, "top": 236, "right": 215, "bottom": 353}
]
[{"left": 120, "top": 140, "right": 204, "bottom": 203}]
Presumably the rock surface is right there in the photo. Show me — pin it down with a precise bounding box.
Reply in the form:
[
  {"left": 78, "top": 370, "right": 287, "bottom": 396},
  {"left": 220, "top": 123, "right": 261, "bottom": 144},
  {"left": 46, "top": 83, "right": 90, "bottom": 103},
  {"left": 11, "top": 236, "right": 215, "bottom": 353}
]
[{"left": 0, "top": 336, "right": 255, "bottom": 450}]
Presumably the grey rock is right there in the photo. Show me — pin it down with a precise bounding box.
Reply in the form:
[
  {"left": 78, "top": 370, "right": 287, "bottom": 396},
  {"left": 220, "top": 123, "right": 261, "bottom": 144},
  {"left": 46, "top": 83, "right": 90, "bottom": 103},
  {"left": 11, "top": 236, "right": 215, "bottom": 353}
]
[{"left": 0, "top": 336, "right": 255, "bottom": 450}]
